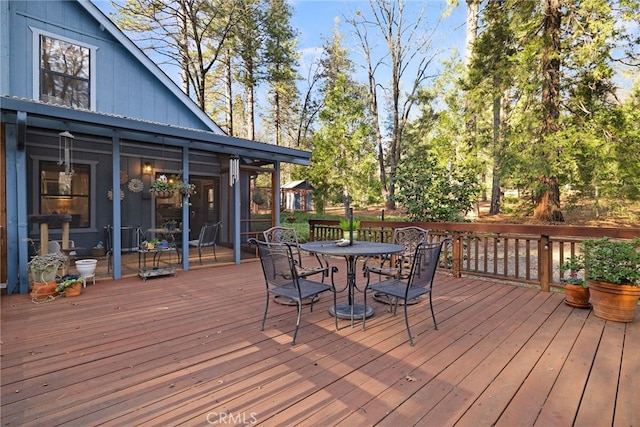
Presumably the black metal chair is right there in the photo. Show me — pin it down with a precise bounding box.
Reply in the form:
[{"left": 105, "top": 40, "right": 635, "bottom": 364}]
[
  {"left": 363, "top": 238, "right": 451, "bottom": 346},
  {"left": 188, "top": 222, "right": 220, "bottom": 264},
  {"left": 250, "top": 238, "right": 339, "bottom": 345},
  {"left": 364, "top": 226, "right": 429, "bottom": 280},
  {"left": 263, "top": 226, "right": 329, "bottom": 281}
]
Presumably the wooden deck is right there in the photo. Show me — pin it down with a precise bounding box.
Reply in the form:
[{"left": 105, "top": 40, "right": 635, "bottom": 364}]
[{"left": 1, "top": 258, "right": 638, "bottom": 426}]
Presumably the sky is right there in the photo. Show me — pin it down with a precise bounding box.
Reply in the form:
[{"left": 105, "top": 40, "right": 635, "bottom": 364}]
[{"left": 93, "top": 0, "right": 468, "bottom": 91}]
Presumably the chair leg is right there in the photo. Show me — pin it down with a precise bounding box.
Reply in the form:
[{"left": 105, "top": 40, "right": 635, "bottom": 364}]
[
  {"left": 198, "top": 247, "right": 203, "bottom": 265},
  {"left": 429, "top": 292, "right": 438, "bottom": 330},
  {"left": 213, "top": 244, "right": 217, "bottom": 261},
  {"left": 333, "top": 291, "right": 339, "bottom": 331},
  {"left": 403, "top": 303, "right": 415, "bottom": 346},
  {"left": 261, "top": 292, "right": 270, "bottom": 331},
  {"left": 292, "top": 301, "right": 302, "bottom": 345},
  {"left": 351, "top": 299, "right": 355, "bottom": 329},
  {"left": 362, "top": 290, "right": 367, "bottom": 330}
]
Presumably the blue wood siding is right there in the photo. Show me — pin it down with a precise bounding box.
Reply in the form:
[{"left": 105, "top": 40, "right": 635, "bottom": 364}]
[{"left": 3, "top": 1, "right": 212, "bottom": 131}]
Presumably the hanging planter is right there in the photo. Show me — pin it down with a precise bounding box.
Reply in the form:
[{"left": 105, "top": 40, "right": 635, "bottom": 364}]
[
  {"left": 179, "top": 182, "right": 196, "bottom": 197},
  {"left": 150, "top": 188, "right": 176, "bottom": 199},
  {"left": 150, "top": 175, "right": 176, "bottom": 198}
]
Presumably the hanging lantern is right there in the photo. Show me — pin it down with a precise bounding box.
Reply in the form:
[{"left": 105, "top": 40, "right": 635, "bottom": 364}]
[{"left": 58, "top": 130, "right": 75, "bottom": 175}]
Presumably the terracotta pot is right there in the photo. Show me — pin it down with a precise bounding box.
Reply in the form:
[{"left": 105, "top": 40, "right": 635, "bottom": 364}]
[
  {"left": 63, "top": 282, "right": 82, "bottom": 297},
  {"left": 30, "top": 281, "right": 58, "bottom": 299},
  {"left": 588, "top": 280, "right": 640, "bottom": 322},
  {"left": 563, "top": 283, "right": 591, "bottom": 308}
]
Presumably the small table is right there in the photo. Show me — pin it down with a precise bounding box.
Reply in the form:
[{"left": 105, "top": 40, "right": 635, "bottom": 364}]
[
  {"left": 138, "top": 247, "right": 177, "bottom": 281},
  {"left": 300, "top": 241, "right": 403, "bottom": 325},
  {"left": 147, "top": 227, "right": 183, "bottom": 260},
  {"left": 138, "top": 227, "right": 183, "bottom": 280}
]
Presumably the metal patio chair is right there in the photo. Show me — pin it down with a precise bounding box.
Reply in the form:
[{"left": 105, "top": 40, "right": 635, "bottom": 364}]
[
  {"left": 250, "top": 238, "right": 339, "bottom": 345},
  {"left": 189, "top": 222, "right": 221, "bottom": 264},
  {"left": 363, "top": 238, "right": 451, "bottom": 346},
  {"left": 263, "top": 226, "right": 329, "bottom": 281},
  {"left": 364, "top": 226, "right": 429, "bottom": 280}
]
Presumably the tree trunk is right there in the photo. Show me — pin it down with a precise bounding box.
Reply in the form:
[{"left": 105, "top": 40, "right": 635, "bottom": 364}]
[
  {"left": 534, "top": 0, "right": 564, "bottom": 222},
  {"left": 489, "top": 94, "right": 501, "bottom": 214},
  {"left": 225, "top": 52, "right": 233, "bottom": 136},
  {"left": 534, "top": 176, "right": 564, "bottom": 222}
]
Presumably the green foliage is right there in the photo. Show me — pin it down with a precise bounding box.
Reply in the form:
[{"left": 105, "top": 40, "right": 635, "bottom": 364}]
[
  {"left": 560, "top": 256, "right": 587, "bottom": 287},
  {"left": 306, "top": 33, "right": 377, "bottom": 210},
  {"left": 55, "top": 275, "right": 84, "bottom": 293},
  {"left": 582, "top": 238, "right": 640, "bottom": 285},
  {"left": 392, "top": 151, "right": 481, "bottom": 222}
]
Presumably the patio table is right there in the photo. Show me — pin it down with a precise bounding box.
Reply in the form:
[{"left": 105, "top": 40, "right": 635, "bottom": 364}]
[{"left": 300, "top": 240, "right": 403, "bottom": 326}]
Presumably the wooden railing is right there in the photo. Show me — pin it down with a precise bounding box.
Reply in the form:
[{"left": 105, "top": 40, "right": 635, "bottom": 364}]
[{"left": 308, "top": 219, "right": 640, "bottom": 292}]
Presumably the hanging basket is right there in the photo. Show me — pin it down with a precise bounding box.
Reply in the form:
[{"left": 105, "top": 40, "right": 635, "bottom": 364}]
[
  {"left": 150, "top": 188, "right": 175, "bottom": 199},
  {"left": 179, "top": 187, "right": 196, "bottom": 197}
]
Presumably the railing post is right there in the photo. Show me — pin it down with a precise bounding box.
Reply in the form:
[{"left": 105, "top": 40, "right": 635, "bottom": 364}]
[
  {"left": 539, "top": 235, "right": 551, "bottom": 292},
  {"left": 309, "top": 221, "right": 315, "bottom": 242},
  {"left": 452, "top": 232, "right": 462, "bottom": 278}
]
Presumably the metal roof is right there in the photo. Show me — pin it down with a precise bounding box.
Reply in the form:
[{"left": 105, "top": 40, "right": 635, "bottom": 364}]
[{"left": 1, "top": 96, "right": 311, "bottom": 165}]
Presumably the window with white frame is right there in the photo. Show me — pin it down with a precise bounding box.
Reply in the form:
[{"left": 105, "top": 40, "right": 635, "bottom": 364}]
[{"left": 33, "top": 29, "right": 96, "bottom": 109}]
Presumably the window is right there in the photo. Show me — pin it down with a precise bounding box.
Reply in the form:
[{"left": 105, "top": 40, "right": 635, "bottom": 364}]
[
  {"left": 32, "top": 29, "right": 96, "bottom": 110},
  {"left": 39, "top": 161, "right": 90, "bottom": 228}
]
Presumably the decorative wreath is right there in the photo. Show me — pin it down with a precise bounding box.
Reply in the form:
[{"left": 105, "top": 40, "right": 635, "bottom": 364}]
[
  {"left": 128, "top": 178, "right": 144, "bottom": 193},
  {"left": 119, "top": 170, "right": 128, "bottom": 185},
  {"left": 107, "top": 189, "right": 125, "bottom": 201}
]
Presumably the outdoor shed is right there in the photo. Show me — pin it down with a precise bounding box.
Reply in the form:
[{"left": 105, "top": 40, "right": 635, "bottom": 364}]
[{"left": 281, "top": 180, "right": 314, "bottom": 212}]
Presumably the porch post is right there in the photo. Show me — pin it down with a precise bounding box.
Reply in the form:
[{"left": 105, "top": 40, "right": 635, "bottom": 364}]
[
  {"left": 111, "top": 136, "right": 122, "bottom": 279},
  {"left": 274, "top": 161, "right": 280, "bottom": 226},
  {"left": 181, "top": 147, "right": 189, "bottom": 271},
  {"left": 230, "top": 156, "right": 240, "bottom": 264},
  {"left": 5, "top": 118, "right": 29, "bottom": 293}
]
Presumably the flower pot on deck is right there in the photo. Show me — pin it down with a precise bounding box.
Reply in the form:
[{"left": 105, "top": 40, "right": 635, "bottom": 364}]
[
  {"left": 563, "top": 283, "right": 591, "bottom": 308},
  {"left": 588, "top": 280, "right": 640, "bottom": 322},
  {"left": 63, "top": 281, "right": 83, "bottom": 297},
  {"left": 30, "top": 281, "right": 58, "bottom": 300},
  {"left": 75, "top": 259, "right": 98, "bottom": 279}
]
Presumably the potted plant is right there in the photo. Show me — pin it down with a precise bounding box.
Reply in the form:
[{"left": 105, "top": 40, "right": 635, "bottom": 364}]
[
  {"left": 55, "top": 274, "right": 84, "bottom": 297},
  {"left": 339, "top": 218, "right": 360, "bottom": 241},
  {"left": 149, "top": 175, "right": 176, "bottom": 198},
  {"left": 28, "top": 251, "right": 67, "bottom": 299},
  {"left": 178, "top": 181, "right": 196, "bottom": 196},
  {"left": 582, "top": 237, "right": 640, "bottom": 322},
  {"left": 559, "top": 255, "right": 590, "bottom": 308}
]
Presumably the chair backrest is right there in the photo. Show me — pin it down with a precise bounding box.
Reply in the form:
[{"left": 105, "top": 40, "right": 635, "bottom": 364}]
[
  {"left": 263, "top": 226, "right": 302, "bottom": 263},
  {"left": 48, "top": 240, "right": 62, "bottom": 254},
  {"left": 407, "top": 238, "right": 451, "bottom": 291},
  {"left": 199, "top": 222, "right": 220, "bottom": 247},
  {"left": 393, "top": 226, "right": 429, "bottom": 256},
  {"left": 250, "top": 238, "right": 301, "bottom": 295}
]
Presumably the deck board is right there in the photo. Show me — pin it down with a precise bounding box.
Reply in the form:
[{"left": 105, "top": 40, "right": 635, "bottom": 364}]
[{"left": 1, "top": 258, "right": 637, "bottom": 426}]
